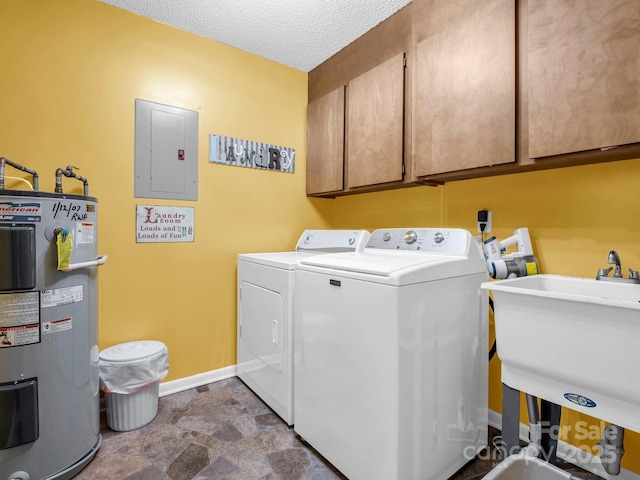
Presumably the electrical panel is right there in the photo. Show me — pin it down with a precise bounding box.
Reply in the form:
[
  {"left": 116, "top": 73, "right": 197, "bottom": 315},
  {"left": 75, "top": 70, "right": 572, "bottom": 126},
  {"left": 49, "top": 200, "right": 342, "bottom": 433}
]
[{"left": 134, "top": 99, "right": 198, "bottom": 201}]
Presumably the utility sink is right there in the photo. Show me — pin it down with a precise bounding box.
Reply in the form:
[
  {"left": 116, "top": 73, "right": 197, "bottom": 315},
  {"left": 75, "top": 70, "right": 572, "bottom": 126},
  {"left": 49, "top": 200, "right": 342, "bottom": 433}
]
[{"left": 481, "top": 274, "right": 640, "bottom": 433}]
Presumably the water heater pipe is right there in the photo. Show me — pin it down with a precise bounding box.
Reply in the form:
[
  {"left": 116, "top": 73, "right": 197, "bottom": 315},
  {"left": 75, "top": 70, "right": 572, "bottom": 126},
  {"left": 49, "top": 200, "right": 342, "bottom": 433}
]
[
  {"left": 55, "top": 165, "right": 89, "bottom": 196},
  {"left": 0, "top": 157, "right": 40, "bottom": 191}
]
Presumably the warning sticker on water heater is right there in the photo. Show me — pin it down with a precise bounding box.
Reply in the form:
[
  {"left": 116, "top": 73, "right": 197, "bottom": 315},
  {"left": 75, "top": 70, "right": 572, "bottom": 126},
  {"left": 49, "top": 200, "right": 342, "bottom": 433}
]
[
  {"left": 0, "top": 292, "right": 39, "bottom": 327},
  {"left": 0, "top": 324, "right": 40, "bottom": 347},
  {"left": 42, "top": 317, "right": 72, "bottom": 334},
  {"left": 0, "top": 292, "right": 41, "bottom": 347},
  {"left": 76, "top": 222, "right": 95, "bottom": 244}
]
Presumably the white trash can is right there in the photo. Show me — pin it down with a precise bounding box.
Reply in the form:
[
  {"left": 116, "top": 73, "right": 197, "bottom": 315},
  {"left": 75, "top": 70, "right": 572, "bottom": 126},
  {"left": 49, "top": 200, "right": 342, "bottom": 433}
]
[{"left": 99, "top": 340, "right": 169, "bottom": 432}]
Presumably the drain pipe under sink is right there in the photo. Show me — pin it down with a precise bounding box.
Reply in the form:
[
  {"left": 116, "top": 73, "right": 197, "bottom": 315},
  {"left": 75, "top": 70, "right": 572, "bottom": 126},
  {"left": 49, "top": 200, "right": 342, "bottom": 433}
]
[
  {"left": 598, "top": 424, "right": 625, "bottom": 476},
  {"left": 519, "top": 393, "right": 544, "bottom": 458}
]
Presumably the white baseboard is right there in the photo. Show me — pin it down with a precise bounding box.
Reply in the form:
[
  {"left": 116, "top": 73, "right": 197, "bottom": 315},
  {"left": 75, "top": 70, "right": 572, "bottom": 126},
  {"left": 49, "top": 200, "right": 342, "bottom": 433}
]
[
  {"left": 489, "top": 409, "right": 639, "bottom": 480},
  {"left": 99, "top": 366, "right": 237, "bottom": 414},
  {"left": 158, "top": 365, "right": 237, "bottom": 397}
]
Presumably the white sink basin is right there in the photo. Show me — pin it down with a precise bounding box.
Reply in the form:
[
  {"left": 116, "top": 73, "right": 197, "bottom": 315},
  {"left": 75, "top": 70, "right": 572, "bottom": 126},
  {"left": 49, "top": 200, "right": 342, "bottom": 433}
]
[{"left": 481, "top": 274, "right": 640, "bottom": 433}]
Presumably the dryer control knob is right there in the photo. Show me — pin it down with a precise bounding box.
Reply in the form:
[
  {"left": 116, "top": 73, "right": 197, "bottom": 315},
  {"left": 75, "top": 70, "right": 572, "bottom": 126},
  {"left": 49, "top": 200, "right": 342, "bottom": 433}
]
[
  {"left": 382, "top": 232, "right": 391, "bottom": 242},
  {"left": 433, "top": 232, "right": 445, "bottom": 244},
  {"left": 404, "top": 230, "right": 417, "bottom": 244}
]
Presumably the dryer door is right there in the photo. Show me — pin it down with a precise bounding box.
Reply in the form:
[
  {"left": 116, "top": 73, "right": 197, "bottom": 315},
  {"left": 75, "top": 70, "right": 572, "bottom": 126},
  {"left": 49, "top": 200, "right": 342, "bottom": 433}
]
[{"left": 239, "top": 282, "right": 283, "bottom": 373}]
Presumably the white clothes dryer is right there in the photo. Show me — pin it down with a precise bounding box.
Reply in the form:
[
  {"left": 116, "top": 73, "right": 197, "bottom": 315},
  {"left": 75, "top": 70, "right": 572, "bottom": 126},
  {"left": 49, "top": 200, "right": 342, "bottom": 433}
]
[
  {"left": 293, "top": 228, "right": 489, "bottom": 480},
  {"left": 237, "top": 229, "right": 370, "bottom": 425}
]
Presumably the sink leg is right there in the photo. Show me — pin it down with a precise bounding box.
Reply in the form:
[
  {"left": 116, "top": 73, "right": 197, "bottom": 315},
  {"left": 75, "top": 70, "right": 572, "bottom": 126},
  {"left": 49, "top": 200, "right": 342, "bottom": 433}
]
[
  {"left": 501, "top": 383, "right": 521, "bottom": 458},
  {"left": 541, "top": 399, "right": 561, "bottom": 464}
]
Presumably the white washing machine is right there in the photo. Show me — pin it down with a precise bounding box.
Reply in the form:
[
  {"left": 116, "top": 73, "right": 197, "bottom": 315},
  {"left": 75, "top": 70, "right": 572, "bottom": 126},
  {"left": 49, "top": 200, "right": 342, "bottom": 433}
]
[
  {"left": 293, "top": 228, "right": 489, "bottom": 480},
  {"left": 237, "top": 229, "right": 370, "bottom": 425}
]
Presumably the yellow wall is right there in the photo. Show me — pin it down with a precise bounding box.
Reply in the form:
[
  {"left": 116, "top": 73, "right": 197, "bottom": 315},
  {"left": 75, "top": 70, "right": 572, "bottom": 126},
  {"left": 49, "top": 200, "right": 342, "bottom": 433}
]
[
  {"left": 0, "top": 0, "right": 333, "bottom": 381},
  {"left": 332, "top": 159, "right": 640, "bottom": 472},
  {"left": 2, "top": 0, "right": 639, "bottom": 473}
]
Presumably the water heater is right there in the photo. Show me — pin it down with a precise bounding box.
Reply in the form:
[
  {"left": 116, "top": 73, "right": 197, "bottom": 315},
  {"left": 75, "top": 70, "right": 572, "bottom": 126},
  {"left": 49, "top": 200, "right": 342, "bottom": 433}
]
[{"left": 1, "top": 160, "right": 106, "bottom": 480}]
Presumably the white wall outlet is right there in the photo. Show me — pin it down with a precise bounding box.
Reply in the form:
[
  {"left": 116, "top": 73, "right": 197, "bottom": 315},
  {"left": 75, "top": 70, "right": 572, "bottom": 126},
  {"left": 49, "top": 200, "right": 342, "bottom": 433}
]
[{"left": 477, "top": 210, "right": 492, "bottom": 234}]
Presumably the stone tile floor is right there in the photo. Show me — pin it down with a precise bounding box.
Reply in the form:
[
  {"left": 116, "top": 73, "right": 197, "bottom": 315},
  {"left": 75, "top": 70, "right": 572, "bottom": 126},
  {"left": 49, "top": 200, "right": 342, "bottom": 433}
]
[{"left": 75, "top": 376, "right": 599, "bottom": 479}]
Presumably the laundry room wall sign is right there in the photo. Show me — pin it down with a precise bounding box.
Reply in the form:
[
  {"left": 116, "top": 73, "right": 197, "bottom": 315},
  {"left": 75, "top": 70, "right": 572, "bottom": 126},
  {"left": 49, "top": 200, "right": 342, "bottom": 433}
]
[
  {"left": 209, "top": 134, "right": 295, "bottom": 173},
  {"left": 136, "top": 205, "right": 195, "bottom": 243}
]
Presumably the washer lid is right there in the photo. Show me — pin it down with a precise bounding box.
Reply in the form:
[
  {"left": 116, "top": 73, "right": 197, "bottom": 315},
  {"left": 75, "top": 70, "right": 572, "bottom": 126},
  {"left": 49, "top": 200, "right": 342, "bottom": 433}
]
[
  {"left": 298, "top": 250, "right": 487, "bottom": 285},
  {"left": 299, "top": 251, "right": 454, "bottom": 276},
  {"left": 99, "top": 340, "right": 166, "bottom": 362}
]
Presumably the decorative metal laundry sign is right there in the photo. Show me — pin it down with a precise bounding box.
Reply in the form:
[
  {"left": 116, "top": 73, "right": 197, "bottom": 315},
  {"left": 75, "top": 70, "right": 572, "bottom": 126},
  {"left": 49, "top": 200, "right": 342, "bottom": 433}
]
[{"left": 209, "top": 134, "right": 295, "bottom": 173}]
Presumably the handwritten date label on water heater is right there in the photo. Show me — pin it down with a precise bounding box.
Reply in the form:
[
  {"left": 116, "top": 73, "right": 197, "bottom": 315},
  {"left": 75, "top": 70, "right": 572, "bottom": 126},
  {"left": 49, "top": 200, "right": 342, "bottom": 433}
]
[{"left": 52, "top": 201, "right": 88, "bottom": 221}]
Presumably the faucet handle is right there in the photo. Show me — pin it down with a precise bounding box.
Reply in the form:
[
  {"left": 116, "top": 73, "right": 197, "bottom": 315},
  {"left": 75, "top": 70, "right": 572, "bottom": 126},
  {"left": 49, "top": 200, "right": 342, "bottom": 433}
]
[
  {"left": 597, "top": 267, "right": 613, "bottom": 277},
  {"left": 629, "top": 268, "right": 640, "bottom": 281}
]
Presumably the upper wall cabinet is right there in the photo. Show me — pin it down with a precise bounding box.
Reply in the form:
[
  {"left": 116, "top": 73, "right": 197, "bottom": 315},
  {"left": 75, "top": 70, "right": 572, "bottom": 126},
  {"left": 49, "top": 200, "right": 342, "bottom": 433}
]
[
  {"left": 306, "top": 0, "right": 640, "bottom": 196},
  {"left": 346, "top": 53, "right": 405, "bottom": 189},
  {"left": 307, "top": 5, "right": 415, "bottom": 197},
  {"left": 306, "top": 86, "right": 345, "bottom": 195},
  {"left": 412, "top": 0, "right": 516, "bottom": 177},
  {"left": 528, "top": 0, "right": 640, "bottom": 158}
]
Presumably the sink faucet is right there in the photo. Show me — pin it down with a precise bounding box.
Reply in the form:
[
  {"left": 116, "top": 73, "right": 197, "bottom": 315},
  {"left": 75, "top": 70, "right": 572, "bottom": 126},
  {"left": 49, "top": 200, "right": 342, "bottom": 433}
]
[
  {"left": 597, "top": 250, "right": 640, "bottom": 284},
  {"left": 608, "top": 250, "right": 622, "bottom": 278}
]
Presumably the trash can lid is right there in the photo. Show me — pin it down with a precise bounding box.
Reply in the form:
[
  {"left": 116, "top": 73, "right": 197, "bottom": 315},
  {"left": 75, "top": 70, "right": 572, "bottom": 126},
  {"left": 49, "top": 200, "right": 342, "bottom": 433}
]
[{"left": 100, "top": 340, "right": 166, "bottom": 363}]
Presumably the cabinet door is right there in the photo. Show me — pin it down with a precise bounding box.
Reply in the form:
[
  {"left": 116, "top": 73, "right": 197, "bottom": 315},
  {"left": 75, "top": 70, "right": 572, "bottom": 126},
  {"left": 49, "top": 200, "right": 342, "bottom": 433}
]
[
  {"left": 346, "top": 53, "right": 405, "bottom": 189},
  {"left": 412, "top": 0, "right": 515, "bottom": 176},
  {"left": 528, "top": 0, "right": 640, "bottom": 158},
  {"left": 306, "top": 86, "right": 345, "bottom": 195}
]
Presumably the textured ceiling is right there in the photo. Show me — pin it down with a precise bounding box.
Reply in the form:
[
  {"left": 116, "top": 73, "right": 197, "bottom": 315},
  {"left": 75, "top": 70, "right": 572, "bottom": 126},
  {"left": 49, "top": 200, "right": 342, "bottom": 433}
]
[{"left": 98, "top": 0, "right": 412, "bottom": 72}]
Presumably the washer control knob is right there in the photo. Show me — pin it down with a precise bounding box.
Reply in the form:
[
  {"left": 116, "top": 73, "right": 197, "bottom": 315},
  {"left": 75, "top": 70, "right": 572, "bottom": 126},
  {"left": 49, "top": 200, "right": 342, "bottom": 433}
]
[
  {"left": 382, "top": 232, "right": 391, "bottom": 242},
  {"left": 404, "top": 230, "right": 418, "bottom": 244},
  {"left": 304, "top": 234, "right": 313, "bottom": 244},
  {"left": 433, "top": 232, "right": 445, "bottom": 244},
  {"left": 348, "top": 237, "right": 355, "bottom": 245}
]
